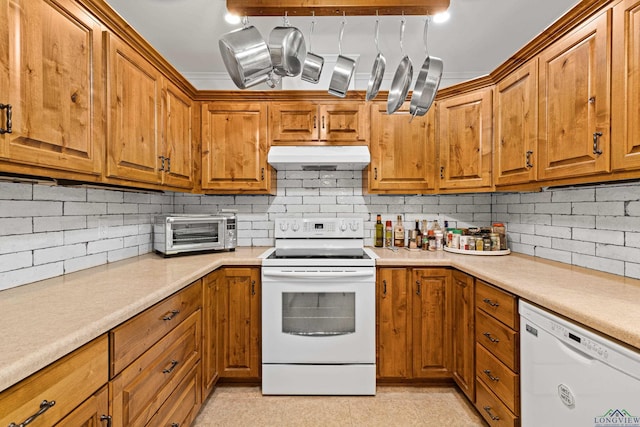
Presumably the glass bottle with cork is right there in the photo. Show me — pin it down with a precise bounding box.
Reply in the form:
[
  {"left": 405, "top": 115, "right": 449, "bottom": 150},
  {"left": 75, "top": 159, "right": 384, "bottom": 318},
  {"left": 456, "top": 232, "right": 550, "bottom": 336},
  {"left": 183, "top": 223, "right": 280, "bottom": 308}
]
[{"left": 374, "top": 214, "right": 384, "bottom": 248}]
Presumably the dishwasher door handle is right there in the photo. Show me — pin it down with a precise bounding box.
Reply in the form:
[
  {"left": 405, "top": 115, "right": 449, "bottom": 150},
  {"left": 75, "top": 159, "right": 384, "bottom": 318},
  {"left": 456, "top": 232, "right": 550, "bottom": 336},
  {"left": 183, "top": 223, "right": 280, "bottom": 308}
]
[{"left": 262, "top": 270, "right": 373, "bottom": 280}]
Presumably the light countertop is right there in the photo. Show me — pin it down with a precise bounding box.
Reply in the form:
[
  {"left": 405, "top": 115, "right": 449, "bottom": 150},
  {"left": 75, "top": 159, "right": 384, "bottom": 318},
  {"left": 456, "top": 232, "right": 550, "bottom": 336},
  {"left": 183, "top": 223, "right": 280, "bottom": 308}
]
[{"left": 2, "top": 246, "right": 640, "bottom": 393}]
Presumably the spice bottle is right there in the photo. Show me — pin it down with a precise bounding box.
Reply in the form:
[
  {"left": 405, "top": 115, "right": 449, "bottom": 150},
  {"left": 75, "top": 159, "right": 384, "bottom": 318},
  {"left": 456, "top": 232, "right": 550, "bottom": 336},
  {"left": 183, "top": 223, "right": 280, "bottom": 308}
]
[
  {"left": 384, "top": 220, "right": 393, "bottom": 247},
  {"left": 394, "top": 215, "right": 405, "bottom": 247}
]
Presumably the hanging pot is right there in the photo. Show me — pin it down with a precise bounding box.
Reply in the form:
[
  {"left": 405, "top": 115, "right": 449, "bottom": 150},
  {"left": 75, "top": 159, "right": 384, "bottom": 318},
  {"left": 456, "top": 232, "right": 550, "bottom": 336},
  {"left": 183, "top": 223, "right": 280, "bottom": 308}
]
[
  {"left": 328, "top": 18, "right": 357, "bottom": 98},
  {"left": 410, "top": 17, "right": 443, "bottom": 119},
  {"left": 219, "top": 21, "right": 274, "bottom": 89},
  {"left": 387, "top": 18, "right": 413, "bottom": 114},
  {"left": 301, "top": 17, "right": 324, "bottom": 84},
  {"left": 269, "top": 14, "right": 307, "bottom": 77},
  {"left": 365, "top": 17, "right": 386, "bottom": 101}
]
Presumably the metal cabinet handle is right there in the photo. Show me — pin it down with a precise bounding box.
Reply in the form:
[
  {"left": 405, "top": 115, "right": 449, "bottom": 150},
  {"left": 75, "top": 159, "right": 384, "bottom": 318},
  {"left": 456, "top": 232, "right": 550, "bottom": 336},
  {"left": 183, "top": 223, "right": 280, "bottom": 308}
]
[
  {"left": 261, "top": 167, "right": 265, "bottom": 181},
  {"left": 440, "top": 166, "right": 445, "bottom": 179},
  {"left": 166, "top": 157, "right": 171, "bottom": 173},
  {"left": 163, "top": 309, "right": 180, "bottom": 321},
  {"left": 483, "top": 298, "right": 499, "bottom": 308},
  {"left": 159, "top": 156, "right": 166, "bottom": 172},
  {"left": 0, "top": 103, "right": 12, "bottom": 134},
  {"left": 382, "top": 279, "right": 387, "bottom": 296},
  {"left": 416, "top": 280, "right": 421, "bottom": 296},
  {"left": 251, "top": 280, "right": 256, "bottom": 296},
  {"left": 593, "top": 132, "right": 603, "bottom": 155},
  {"left": 313, "top": 115, "right": 317, "bottom": 129},
  {"left": 483, "top": 332, "right": 500, "bottom": 343},
  {"left": 483, "top": 406, "right": 500, "bottom": 421},
  {"left": 100, "top": 415, "right": 112, "bottom": 427},
  {"left": 9, "top": 400, "right": 56, "bottom": 427},
  {"left": 171, "top": 423, "right": 179, "bottom": 427},
  {"left": 374, "top": 167, "right": 378, "bottom": 180},
  {"left": 162, "top": 359, "right": 179, "bottom": 374},
  {"left": 322, "top": 115, "right": 325, "bottom": 129},
  {"left": 525, "top": 150, "right": 534, "bottom": 168},
  {"left": 483, "top": 369, "right": 500, "bottom": 382}
]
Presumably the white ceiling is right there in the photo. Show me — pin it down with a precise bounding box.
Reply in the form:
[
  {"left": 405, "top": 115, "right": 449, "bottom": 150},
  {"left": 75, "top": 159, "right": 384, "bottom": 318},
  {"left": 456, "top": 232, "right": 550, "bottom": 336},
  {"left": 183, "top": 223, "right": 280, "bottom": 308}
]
[{"left": 104, "top": 0, "right": 581, "bottom": 90}]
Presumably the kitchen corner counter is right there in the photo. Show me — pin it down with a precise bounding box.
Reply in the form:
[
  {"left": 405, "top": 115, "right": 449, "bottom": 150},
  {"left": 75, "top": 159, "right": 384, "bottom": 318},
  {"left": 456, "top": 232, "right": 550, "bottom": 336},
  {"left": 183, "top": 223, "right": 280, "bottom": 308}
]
[
  {"left": 0, "top": 248, "right": 265, "bottom": 393},
  {"left": 3, "top": 246, "right": 640, "bottom": 394},
  {"left": 372, "top": 247, "right": 640, "bottom": 352}
]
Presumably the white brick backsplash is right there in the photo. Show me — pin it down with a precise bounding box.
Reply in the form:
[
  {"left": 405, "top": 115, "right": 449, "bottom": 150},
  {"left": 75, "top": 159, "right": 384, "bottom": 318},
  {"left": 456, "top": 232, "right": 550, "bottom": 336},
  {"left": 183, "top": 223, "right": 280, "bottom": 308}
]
[
  {"left": 596, "top": 185, "right": 640, "bottom": 201},
  {"left": 508, "top": 204, "right": 535, "bottom": 214},
  {"left": 552, "top": 238, "right": 595, "bottom": 256},
  {"left": 596, "top": 216, "right": 640, "bottom": 232},
  {"left": 521, "top": 213, "right": 551, "bottom": 225},
  {"left": 494, "top": 193, "right": 520, "bottom": 204},
  {"left": 87, "top": 237, "right": 124, "bottom": 254},
  {"left": 535, "top": 225, "right": 571, "bottom": 239},
  {"left": 573, "top": 201, "right": 625, "bottom": 216},
  {"left": 627, "top": 232, "right": 640, "bottom": 248},
  {"left": 0, "top": 218, "right": 32, "bottom": 236},
  {"left": 33, "top": 186, "right": 86, "bottom": 202},
  {"left": 64, "top": 253, "right": 107, "bottom": 274},
  {"left": 0, "top": 262, "right": 63, "bottom": 291},
  {"left": 108, "top": 246, "right": 139, "bottom": 263},
  {"left": 0, "top": 251, "right": 32, "bottom": 273},
  {"left": 572, "top": 228, "right": 624, "bottom": 245},
  {"left": 124, "top": 192, "right": 149, "bottom": 203},
  {"left": 521, "top": 234, "right": 551, "bottom": 248},
  {"left": 0, "top": 231, "right": 63, "bottom": 255},
  {"left": 551, "top": 214, "right": 595, "bottom": 228},
  {"left": 64, "top": 202, "right": 107, "bottom": 216},
  {"left": 535, "top": 247, "right": 572, "bottom": 264},
  {"left": 626, "top": 262, "right": 640, "bottom": 280},
  {"left": 535, "top": 202, "right": 571, "bottom": 214},
  {"left": 108, "top": 203, "right": 138, "bottom": 214},
  {"left": 0, "top": 182, "right": 33, "bottom": 200},
  {"left": 88, "top": 188, "right": 125, "bottom": 203},
  {"left": 64, "top": 228, "right": 101, "bottom": 244},
  {"left": 521, "top": 192, "right": 552, "bottom": 203},
  {"left": 552, "top": 188, "right": 594, "bottom": 203},
  {"left": 0, "top": 200, "right": 62, "bottom": 217},
  {"left": 34, "top": 244, "right": 86, "bottom": 265},
  {"left": 627, "top": 201, "right": 640, "bottom": 216},
  {"left": 572, "top": 253, "right": 625, "bottom": 276},
  {"left": 33, "top": 216, "right": 87, "bottom": 232},
  {"left": 596, "top": 244, "right": 640, "bottom": 263}
]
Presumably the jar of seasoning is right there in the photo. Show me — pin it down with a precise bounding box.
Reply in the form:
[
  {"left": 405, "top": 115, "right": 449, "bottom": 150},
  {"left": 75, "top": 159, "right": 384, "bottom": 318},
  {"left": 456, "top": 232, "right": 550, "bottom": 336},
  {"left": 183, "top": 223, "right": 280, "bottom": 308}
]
[
  {"left": 490, "top": 233, "right": 500, "bottom": 251},
  {"left": 483, "top": 236, "right": 491, "bottom": 251},
  {"left": 467, "top": 236, "right": 476, "bottom": 251},
  {"left": 459, "top": 235, "right": 469, "bottom": 250},
  {"left": 452, "top": 229, "right": 462, "bottom": 249},
  {"left": 408, "top": 229, "right": 418, "bottom": 249},
  {"left": 492, "top": 223, "right": 507, "bottom": 250},
  {"left": 475, "top": 236, "right": 484, "bottom": 251}
]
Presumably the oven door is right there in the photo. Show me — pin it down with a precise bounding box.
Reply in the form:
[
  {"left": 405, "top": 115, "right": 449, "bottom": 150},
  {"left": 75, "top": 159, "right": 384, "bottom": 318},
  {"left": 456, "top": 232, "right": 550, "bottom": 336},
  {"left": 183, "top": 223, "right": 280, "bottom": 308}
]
[{"left": 262, "top": 267, "right": 375, "bottom": 364}]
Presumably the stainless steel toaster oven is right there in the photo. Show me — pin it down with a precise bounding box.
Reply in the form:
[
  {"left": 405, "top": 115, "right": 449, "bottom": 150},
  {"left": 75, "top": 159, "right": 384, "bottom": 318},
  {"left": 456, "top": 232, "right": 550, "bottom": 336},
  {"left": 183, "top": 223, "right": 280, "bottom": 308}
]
[{"left": 153, "top": 213, "right": 237, "bottom": 256}]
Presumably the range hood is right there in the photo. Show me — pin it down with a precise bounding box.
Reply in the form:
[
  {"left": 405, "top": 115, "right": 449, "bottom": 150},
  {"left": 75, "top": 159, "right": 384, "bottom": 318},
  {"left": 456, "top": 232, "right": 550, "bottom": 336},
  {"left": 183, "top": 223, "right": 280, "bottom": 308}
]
[{"left": 267, "top": 145, "right": 371, "bottom": 171}]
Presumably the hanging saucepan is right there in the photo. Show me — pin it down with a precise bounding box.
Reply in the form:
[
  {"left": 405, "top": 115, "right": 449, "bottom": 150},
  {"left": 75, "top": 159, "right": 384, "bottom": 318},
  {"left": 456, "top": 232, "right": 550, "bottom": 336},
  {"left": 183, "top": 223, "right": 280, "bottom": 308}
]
[
  {"left": 328, "top": 17, "right": 357, "bottom": 98},
  {"left": 387, "top": 17, "right": 413, "bottom": 114},
  {"left": 365, "top": 16, "right": 386, "bottom": 101},
  {"left": 269, "top": 14, "right": 307, "bottom": 77},
  {"left": 410, "top": 17, "right": 443, "bottom": 120},
  {"left": 219, "top": 18, "right": 274, "bottom": 89},
  {"left": 301, "top": 15, "right": 324, "bottom": 84}
]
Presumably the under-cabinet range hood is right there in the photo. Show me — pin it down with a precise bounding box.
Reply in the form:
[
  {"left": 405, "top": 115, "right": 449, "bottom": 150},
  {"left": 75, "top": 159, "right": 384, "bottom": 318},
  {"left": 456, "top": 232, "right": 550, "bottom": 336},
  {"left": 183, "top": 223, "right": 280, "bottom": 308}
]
[{"left": 267, "top": 145, "right": 371, "bottom": 171}]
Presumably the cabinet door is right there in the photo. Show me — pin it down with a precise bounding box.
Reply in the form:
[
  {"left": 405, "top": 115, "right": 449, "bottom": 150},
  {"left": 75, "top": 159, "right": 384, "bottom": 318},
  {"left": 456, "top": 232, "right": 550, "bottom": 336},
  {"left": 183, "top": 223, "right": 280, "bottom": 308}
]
[
  {"left": 495, "top": 60, "right": 538, "bottom": 186},
  {"left": 0, "top": 0, "right": 104, "bottom": 175},
  {"left": 612, "top": 0, "right": 640, "bottom": 171},
  {"left": 218, "top": 267, "right": 261, "bottom": 379},
  {"left": 412, "top": 268, "right": 451, "bottom": 379},
  {"left": 201, "top": 102, "right": 273, "bottom": 193},
  {"left": 105, "top": 33, "right": 162, "bottom": 185},
  {"left": 161, "top": 79, "right": 194, "bottom": 189},
  {"left": 367, "top": 102, "right": 436, "bottom": 193},
  {"left": 203, "top": 270, "right": 220, "bottom": 397},
  {"left": 538, "top": 10, "right": 611, "bottom": 180},
  {"left": 451, "top": 270, "right": 475, "bottom": 401},
  {"left": 376, "top": 268, "right": 411, "bottom": 380},
  {"left": 319, "top": 102, "right": 368, "bottom": 143},
  {"left": 437, "top": 88, "right": 493, "bottom": 190},
  {"left": 55, "top": 385, "right": 109, "bottom": 427},
  {"left": 270, "top": 102, "right": 318, "bottom": 143}
]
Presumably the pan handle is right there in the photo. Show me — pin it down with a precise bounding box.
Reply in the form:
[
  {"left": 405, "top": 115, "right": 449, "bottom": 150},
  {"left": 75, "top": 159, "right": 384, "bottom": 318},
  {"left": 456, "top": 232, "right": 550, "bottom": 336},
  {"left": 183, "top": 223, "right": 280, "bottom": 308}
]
[
  {"left": 399, "top": 15, "right": 406, "bottom": 56},
  {"left": 308, "top": 12, "right": 315, "bottom": 52},
  {"left": 374, "top": 13, "right": 381, "bottom": 54},
  {"left": 338, "top": 14, "right": 346, "bottom": 56},
  {"left": 423, "top": 17, "right": 431, "bottom": 56}
]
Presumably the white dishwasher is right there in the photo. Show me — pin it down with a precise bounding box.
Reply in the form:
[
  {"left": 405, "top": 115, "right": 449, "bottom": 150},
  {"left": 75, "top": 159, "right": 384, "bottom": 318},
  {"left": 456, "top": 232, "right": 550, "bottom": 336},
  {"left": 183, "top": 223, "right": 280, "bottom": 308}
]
[{"left": 520, "top": 300, "right": 640, "bottom": 427}]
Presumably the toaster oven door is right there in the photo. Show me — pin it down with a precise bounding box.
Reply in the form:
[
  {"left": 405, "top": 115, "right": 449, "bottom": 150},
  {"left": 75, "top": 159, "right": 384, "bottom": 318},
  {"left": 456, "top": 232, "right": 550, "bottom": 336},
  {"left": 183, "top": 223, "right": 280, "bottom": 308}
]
[{"left": 167, "top": 217, "right": 225, "bottom": 253}]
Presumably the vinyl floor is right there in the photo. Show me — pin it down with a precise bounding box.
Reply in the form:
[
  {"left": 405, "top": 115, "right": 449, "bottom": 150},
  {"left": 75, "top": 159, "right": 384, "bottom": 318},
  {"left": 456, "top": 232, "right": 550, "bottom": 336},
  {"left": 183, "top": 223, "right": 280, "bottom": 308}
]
[{"left": 193, "top": 385, "right": 488, "bottom": 426}]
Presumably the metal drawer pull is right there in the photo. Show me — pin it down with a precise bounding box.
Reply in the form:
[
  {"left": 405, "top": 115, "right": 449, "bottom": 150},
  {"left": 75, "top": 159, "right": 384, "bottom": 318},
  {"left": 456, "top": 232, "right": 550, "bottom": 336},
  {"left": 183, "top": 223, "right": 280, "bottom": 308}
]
[
  {"left": 525, "top": 150, "right": 534, "bottom": 168},
  {"left": 162, "top": 309, "right": 180, "bottom": 321},
  {"left": 171, "top": 423, "right": 179, "bottom": 427},
  {"left": 9, "top": 400, "right": 56, "bottom": 427},
  {"left": 483, "top": 332, "right": 500, "bottom": 343},
  {"left": 483, "top": 298, "right": 499, "bottom": 307},
  {"left": 0, "top": 103, "right": 12, "bottom": 134},
  {"left": 483, "top": 406, "right": 500, "bottom": 421},
  {"left": 593, "top": 132, "right": 603, "bottom": 155},
  {"left": 100, "top": 414, "right": 112, "bottom": 427},
  {"left": 415, "top": 280, "right": 421, "bottom": 296},
  {"left": 163, "top": 359, "right": 179, "bottom": 374},
  {"left": 383, "top": 279, "right": 387, "bottom": 296},
  {"left": 483, "top": 369, "right": 500, "bottom": 382}
]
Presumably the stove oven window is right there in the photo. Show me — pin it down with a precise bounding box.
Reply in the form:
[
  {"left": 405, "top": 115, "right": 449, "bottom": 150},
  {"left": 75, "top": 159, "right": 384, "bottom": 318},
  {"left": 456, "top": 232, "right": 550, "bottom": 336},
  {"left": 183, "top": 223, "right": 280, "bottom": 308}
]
[{"left": 282, "top": 292, "right": 356, "bottom": 336}]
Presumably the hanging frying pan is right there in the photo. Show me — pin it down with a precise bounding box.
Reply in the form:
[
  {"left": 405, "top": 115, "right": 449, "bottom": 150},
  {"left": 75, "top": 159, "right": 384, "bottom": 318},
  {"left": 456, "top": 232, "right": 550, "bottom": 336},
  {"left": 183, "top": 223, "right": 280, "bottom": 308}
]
[
  {"left": 366, "top": 16, "right": 386, "bottom": 101},
  {"left": 410, "top": 17, "right": 443, "bottom": 119},
  {"left": 387, "top": 17, "right": 413, "bottom": 114}
]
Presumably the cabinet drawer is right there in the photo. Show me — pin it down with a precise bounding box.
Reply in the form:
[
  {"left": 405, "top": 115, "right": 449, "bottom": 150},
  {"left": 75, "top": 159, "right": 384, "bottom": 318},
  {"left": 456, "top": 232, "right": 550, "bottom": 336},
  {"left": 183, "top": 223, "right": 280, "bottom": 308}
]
[
  {"left": 476, "top": 309, "right": 519, "bottom": 372},
  {"left": 476, "top": 379, "right": 519, "bottom": 427},
  {"left": 111, "top": 310, "right": 201, "bottom": 427},
  {"left": 476, "top": 280, "right": 518, "bottom": 330},
  {"left": 476, "top": 343, "right": 519, "bottom": 413},
  {"left": 0, "top": 335, "right": 108, "bottom": 427},
  {"left": 147, "top": 362, "right": 202, "bottom": 427},
  {"left": 110, "top": 280, "right": 201, "bottom": 375}
]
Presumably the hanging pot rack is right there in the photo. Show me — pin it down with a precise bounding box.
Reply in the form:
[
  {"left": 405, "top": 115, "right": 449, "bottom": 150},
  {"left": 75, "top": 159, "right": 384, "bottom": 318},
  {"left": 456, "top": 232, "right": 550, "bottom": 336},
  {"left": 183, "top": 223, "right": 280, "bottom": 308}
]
[{"left": 226, "top": 0, "right": 450, "bottom": 17}]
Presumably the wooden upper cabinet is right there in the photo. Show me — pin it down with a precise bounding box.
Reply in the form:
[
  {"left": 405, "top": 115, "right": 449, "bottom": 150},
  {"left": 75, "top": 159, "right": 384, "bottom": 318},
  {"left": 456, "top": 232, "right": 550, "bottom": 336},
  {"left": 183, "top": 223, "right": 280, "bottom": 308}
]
[
  {"left": 270, "top": 101, "right": 368, "bottom": 145},
  {"left": 437, "top": 87, "right": 493, "bottom": 190},
  {"left": 612, "top": 0, "right": 640, "bottom": 171},
  {"left": 366, "top": 102, "right": 436, "bottom": 194},
  {"left": 0, "top": 0, "right": 104, "bottom": 175},
  {"left": 495, "top": 60, "right": 538, "bottom": 186},
  {"left": 538, "top": 9, "right": 611, "bottom": 181},
  {"left": 201, "top": 102, "right": 274, "bottom": 194},
  {"left": 105, "top": 32, "right": 162, "bottom": 185},
  {"left": 161, "top": 79, "right": 194, "bottom": 189}
]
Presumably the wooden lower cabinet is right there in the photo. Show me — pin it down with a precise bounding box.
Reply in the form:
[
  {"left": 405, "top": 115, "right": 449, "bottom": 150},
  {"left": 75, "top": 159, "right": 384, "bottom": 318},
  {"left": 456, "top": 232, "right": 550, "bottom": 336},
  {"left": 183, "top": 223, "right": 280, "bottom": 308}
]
[
  {"left": 451, "top": 270, "right": 475, "bottom": 401},
  {"left": 377, "top": 267, "right": 452, "bottom": 381},
  {"left": 56, "top": 385, "right": 110, "bottom": 427},
  {"left": 217, "top": 267, "right": 261, "bottom": 380},
  {"left": 203, "top": 269, "right": 221, "bottom": 397}
]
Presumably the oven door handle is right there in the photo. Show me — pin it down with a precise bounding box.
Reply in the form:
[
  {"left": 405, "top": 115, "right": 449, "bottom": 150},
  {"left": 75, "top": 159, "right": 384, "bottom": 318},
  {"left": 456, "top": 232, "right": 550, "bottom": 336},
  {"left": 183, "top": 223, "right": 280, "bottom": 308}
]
[{"left": 262, "top": 270, "right": 373, "bottom": 280}]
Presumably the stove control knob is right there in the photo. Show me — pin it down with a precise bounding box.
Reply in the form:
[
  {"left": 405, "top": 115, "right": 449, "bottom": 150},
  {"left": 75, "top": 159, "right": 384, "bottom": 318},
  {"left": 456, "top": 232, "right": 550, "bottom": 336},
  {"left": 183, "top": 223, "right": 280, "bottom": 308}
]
[
  {"left": 340, "top": 221, "right": 347, "bottom": 232},
  {"left": 291, "top": 222, "right": 300, "bottom": 232},
  {"left": 350, "top": 222, "right": 359, "bottom": 231},
  {"left": 279, "top": 222, "right": 289, "bottom": 232}
]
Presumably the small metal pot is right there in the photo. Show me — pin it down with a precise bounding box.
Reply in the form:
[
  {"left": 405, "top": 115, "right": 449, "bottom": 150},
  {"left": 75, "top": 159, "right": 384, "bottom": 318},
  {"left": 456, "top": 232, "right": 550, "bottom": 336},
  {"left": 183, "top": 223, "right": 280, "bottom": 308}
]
[
  {"left": 328, "top": 19, "right": 356, "bottom": 98},
  {"left": 269, "top": 16, "right": 306, "bottom": 77},
  {"left": 219, "top": 24, "right": 273, "bottom": 89},
  {"left": 387, "top": 19, "right": 413, "bottom": 114},
  {"left": 366, "top": 18, "right": 386, "bottom": 101},
  {"left": 301, "top": 19, "right": 324, "bottom": 84}
]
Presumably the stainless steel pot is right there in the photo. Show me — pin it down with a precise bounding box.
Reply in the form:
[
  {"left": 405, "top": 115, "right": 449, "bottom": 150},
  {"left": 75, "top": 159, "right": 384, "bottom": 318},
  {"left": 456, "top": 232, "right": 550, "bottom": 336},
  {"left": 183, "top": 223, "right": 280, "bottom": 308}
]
[
  {"left": 387, "top": 18, "right": 413, "bottom": 114},
  {"left": 301, "top": 19, "right": 324, "bottom": 84},
  {"left": 219, "top": 23, "right": 274, "bottom": 89},
  {"left": 410, "top": 18, "right": 443, "bottom": 119},
  {"left": 269, "top": 15, "right": 306, "bottom": 77},
  {"left": 328, "top": 19, "right": 356, "bottom": 98},
  {"left": 366, "top": 18, "right": 386, "bottom": 101}
]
